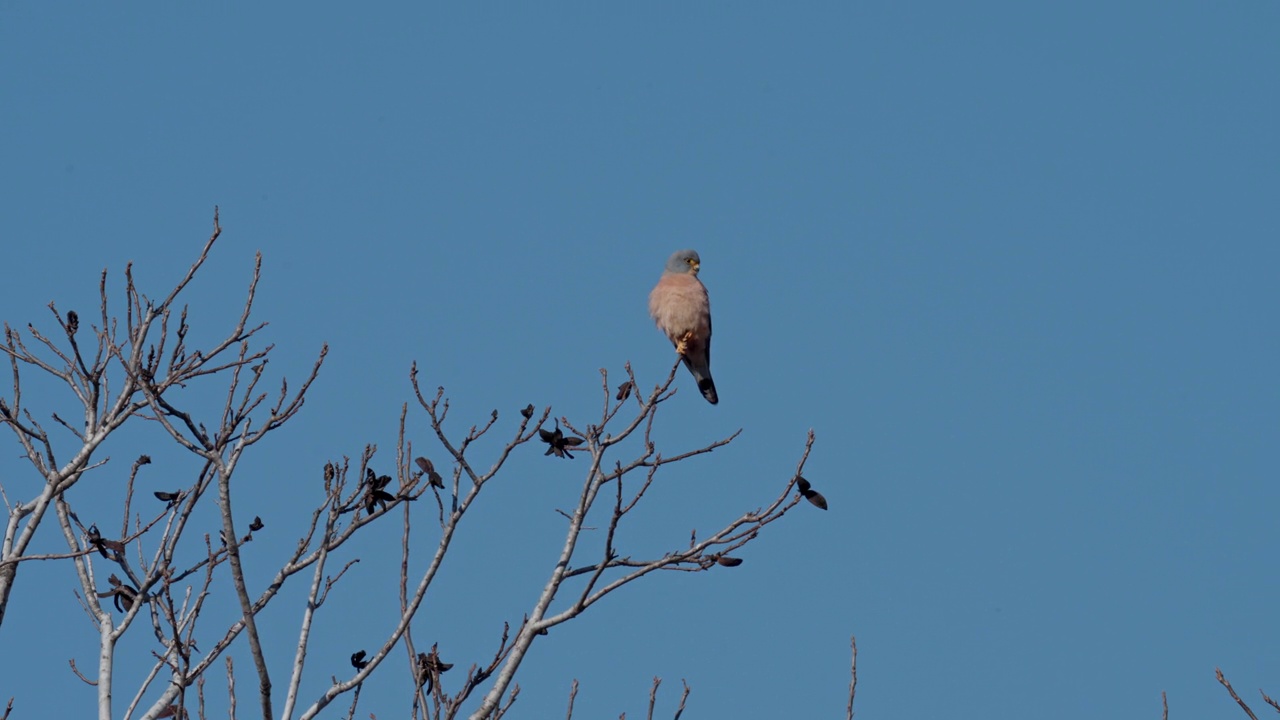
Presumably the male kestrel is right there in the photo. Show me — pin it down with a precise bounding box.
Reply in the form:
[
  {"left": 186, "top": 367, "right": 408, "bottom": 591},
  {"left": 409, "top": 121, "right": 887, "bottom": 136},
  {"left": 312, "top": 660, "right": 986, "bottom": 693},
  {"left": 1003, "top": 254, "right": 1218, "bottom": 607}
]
[{"left": 649, "top": 249, "right": 718, "bottom": 404}]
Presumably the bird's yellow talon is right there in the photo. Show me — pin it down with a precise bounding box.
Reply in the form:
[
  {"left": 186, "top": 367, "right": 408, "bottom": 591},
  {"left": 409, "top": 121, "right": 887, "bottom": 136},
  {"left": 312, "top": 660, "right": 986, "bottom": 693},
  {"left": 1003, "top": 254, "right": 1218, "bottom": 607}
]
[{"left": 675, "top": 331, "right": 694, "bottom": 356}]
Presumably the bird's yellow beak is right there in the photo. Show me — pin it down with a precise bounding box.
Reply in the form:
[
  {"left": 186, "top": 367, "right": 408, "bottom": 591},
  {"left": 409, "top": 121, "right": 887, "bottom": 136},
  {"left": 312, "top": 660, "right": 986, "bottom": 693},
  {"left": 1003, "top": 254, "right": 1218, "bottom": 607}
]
[{"left": 690, "top": 261, "right": 700, "bottom": 275}]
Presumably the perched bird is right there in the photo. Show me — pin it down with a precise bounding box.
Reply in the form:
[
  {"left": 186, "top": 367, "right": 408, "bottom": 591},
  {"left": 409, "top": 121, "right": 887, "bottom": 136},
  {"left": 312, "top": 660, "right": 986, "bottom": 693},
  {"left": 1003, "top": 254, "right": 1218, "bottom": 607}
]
[{"left": 649, "top": 249, "right": 718, "bottom": 404}]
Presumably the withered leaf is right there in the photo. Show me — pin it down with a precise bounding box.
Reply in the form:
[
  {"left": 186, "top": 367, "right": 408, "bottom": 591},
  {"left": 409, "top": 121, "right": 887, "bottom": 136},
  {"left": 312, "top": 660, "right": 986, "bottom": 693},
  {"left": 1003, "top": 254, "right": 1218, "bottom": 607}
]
[
  {"left": 364, "top": 487, "right": 397, "bottom": 514},
  {"left": 155, "top": 490, "right": 182, "bottom": 504},
  {"left": 539, "top": 420, "right": 585, "bottom": 460},
  {"left": 417, "top": 647, "right": 453, "bottom": 692},
  {"left": 802, "top": 489, "right": 829, "bottom": 510},
  {"left": 520, "top": 403, "right": 535, "bottom": 419},
  {"left": 67, "top": 310, "right": 79, "bottom": 334},
  {"left": 716, "top": 556, "right": 744, "bottom": 567},
  {"left": 114, "top": 586, "right": 138, "bottom": 612},
  {"left": 362, "top": 467, "right": 396, "bottom": 513},
  {"left": 87, "top": 524, "right": 111, "bottom": 558},
  {"left": 98, "top": 574, "right": 140, "bottom": 612},
  {"left": 419, "top": 653, "right": 452, "bottom": 674},
  {"left": 794, "top": 476, "right": 829, "bottom": 509},
  {"left": 351, "top": 650, "right": 369, "bottom": 670},
  {"left": 249, "top": 516, "right": 264, "bottom": 532},
  {"left": 615, "top": 380, "right": 633, "bottom": 402},
  {"left": 415, "top": 457, "right": 444, "bottom": 488}
]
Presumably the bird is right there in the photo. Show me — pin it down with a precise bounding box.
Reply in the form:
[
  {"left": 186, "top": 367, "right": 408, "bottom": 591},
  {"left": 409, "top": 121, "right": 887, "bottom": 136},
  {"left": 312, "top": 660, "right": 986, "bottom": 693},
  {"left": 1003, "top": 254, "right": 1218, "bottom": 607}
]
[{"left": 649, "top": 249, "right": 718, "bottom": 404}]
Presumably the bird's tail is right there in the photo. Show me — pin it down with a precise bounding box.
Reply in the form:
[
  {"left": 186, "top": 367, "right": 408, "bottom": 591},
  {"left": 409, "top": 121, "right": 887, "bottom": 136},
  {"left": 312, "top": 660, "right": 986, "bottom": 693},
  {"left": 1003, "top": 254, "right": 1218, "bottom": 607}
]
[{"left": 683, "top": 357, "right": 719, "bottom": 405}]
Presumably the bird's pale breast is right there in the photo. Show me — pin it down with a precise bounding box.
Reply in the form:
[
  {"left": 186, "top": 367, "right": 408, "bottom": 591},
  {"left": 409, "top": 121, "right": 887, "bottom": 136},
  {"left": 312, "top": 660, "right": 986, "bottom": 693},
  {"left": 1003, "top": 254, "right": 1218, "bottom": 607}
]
[{"left": 649, "top": 273, "right": 711, "bottom": 341}]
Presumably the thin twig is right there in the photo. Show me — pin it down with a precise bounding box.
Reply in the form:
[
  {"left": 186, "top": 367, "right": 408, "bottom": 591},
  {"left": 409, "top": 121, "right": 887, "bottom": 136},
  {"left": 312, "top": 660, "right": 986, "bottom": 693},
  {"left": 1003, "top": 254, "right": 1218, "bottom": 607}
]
[
  {"left": 647, "top": 677, "right": 661, "bottom": 720},
  {"left": 1218, "top": 668, "right": 1260, "bottom": 720},
  {"left": 671, "top": 680, "right": 690, "bottom": 720},
  {"left": 564, "top": 679, "right": 578, "bottom": 720},
  {"left": 847, "top": 635, "right": 857, "bottom": 720},
  {"left": 1261, "top": 689, "right": 1280, "bottom": 714}
]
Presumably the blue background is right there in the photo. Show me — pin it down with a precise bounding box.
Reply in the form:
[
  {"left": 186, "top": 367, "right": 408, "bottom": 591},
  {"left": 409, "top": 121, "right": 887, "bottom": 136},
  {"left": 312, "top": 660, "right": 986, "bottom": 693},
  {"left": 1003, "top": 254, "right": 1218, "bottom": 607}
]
[{"left": 2, "top": 3, "right": 1278, "bottom": 718}]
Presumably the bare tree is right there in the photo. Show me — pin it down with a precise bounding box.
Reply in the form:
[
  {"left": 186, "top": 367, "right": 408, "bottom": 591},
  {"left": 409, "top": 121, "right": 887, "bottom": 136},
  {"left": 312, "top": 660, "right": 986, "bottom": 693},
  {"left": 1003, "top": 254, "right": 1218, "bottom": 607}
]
[{"left": 0, "top": 211, "right": 824, "bottom": 719}]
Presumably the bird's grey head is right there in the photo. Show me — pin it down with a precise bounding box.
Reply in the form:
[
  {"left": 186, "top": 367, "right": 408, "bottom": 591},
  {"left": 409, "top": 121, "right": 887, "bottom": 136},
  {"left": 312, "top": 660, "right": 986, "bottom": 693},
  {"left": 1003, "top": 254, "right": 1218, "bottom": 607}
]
[{"left": 664, "top": 249, "right": 702, "bottom": 275}]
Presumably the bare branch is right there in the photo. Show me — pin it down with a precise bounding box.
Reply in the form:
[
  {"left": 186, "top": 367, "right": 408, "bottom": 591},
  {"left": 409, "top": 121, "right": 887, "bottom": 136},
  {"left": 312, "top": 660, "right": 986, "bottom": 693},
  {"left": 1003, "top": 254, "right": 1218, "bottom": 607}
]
[
  {"left": 227, "top": 655, "right": 238, "bottom": 720},
  {"left": 1218, "top": 668, "right": 1260, "bottom": 720},
  {"left": 647, "top": 677, "right": 660, "bottom": 720},
  {"left": 672, "top": 681, "right": 690, "bottom": 720},
  {"left": 3, "top": 215, "right": 825, "bottom": 720},
  {"left": 469, "top": 372, "right": 817, "bottom": 719},
  {"left": 564, "top": 680, "right": 578, "bottom": 720},
  {"left": 847, "top": 635, "right": 857, "bottom": 720},
  {"left": 1262, "top": 689, "right": 1280, "bottom": 714}
]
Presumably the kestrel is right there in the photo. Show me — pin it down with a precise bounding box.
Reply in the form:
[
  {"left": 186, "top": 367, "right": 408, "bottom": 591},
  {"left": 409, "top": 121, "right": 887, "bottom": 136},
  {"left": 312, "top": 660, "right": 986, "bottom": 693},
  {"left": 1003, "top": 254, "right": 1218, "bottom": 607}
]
[{"left": 649, "top": 249, "right": 718, "bottom": 404}]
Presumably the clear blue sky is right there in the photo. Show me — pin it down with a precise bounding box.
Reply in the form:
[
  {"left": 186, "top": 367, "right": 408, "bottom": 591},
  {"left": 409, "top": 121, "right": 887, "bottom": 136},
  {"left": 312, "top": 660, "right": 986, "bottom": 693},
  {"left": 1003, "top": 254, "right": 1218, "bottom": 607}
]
[{"left": 3, "top": 3, "right": 1278, "bottom": 718}]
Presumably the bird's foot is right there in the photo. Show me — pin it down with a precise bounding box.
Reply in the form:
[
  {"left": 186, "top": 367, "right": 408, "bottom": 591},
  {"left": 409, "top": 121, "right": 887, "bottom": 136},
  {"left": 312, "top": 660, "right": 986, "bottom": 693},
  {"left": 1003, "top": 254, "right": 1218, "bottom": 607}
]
[{"left": 675, "top": 331, "right": 693, "bottom": 356}]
